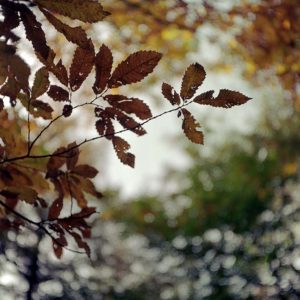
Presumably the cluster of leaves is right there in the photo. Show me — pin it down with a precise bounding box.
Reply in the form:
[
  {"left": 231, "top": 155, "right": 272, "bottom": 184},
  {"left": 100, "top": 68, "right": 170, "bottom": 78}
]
[{"left": 0, "top": 0, "right": 250, "bottom": 258}]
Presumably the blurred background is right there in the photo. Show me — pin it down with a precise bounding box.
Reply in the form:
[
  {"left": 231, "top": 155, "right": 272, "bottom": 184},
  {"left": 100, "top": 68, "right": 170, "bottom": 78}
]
[{"left": 1, "top": 0, "right": 300, "bottom": 299}]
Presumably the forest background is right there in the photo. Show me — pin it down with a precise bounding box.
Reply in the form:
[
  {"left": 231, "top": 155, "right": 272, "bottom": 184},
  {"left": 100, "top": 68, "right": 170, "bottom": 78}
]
[{"left": 0, "top": 0, "right": 299, "bottom": 299}]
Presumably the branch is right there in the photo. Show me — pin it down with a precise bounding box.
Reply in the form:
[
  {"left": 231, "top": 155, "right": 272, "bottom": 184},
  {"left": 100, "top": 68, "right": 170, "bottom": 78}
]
[
  {"left": 1, "top": 98, "right": 195, "bottom": 164},
  {"left": 0, "top": 199, "right": 86, "bottom": 255}
]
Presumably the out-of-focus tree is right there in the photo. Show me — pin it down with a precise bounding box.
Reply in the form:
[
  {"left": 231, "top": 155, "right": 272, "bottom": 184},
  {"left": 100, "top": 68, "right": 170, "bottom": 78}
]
[{"left": 205, "top": 0, "right": 300, "bottom": 108}]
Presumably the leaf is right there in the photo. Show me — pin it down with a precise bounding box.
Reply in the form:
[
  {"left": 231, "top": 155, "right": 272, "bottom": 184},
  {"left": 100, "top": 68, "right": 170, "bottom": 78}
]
[
  {"left": 181, "top": 108, "right": 204, "bottom": 144},
  {"left": 36, "top": 0, "right": 110, "bottom": 23},
  {"left": 53, "top": 241, "right": 63, "bottom": 258},
  {"left": 105, "top": 107, "right": 147, "bottom": 136},
  {"left": 180, "top": 63, "right": 206, "bottom": 100},
  {"left": 66, "top": 142, "right": 79, "bottom": 171},
  {"left": 70, "top": 180, "right": 87, "bottom": 208},
  {"left": 48, "top": 196, "right": 63, "bottom": 219},
  {"left": 32, "top": 67, "right": 50, "bottom": 99},
  {"left": 18, "top": 4, "right": 50, "bottom": 61},
  {"left": 2, "top": 186, "right": 38, "bottom": 205},
  {"left": 112, "top": 136, "right": 135, "bottom": 168},
  {"left": 93, "top": 44, "right": 113, "bottom": 94},
  {"left": 104, "top": 95, "right": 152, "bottom": 120},
  {"left": 162, "top": 82, "right": 181, "bottom": 105},
  {"left": 47, "top": 85, "right": 69, "bottom": 102},
  {"left": 95, "top": 116, "right": 115, "bottom": 138},
  {"left": 48, "top": 59, "right": 68, "bottom": 86},
  {"left": 47, "top": 146, "right": 67, "bottom": 172},
  {"left": 31, "top": 100, "right": 53, "bottom": 119},
  {"left": 193, "top": 89, "right": 252, "bottom": 108},
  {"left": 73, "top": 176, "right": 102, "bottom": 199},
  {"left": 72, "top": 165, "right": 98, "bottom": 178},
  {"left": 40, "top": 8, "right": 90, "bottom": 49},
  {"left": 68, "top": 230, "right": 91, "bottom": 257},
  {"left": 108, "top": 51, "right": 162, "bottom": 88},
  {"left": 69, "top": 44, "right": 95, "bottom": 91},
  {"left": 71, "top": 207, "right": 96, "bottom": 219}
]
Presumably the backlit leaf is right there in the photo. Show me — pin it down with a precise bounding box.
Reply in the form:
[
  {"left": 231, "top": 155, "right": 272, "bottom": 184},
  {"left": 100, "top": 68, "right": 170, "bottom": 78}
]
[
  {"left": 194, "top": 89, "right": 251, "bottom": 108},
  {"left": 40, "top": 8, "right": 90, "bottom": 49},
  {"left": 47, "top": 85, "right": 69, "bottom": 102},
  {"left": 181, "top": 108, "right": 204, "bottom": 144},
  {"left": 69, "top": 44, "right": 95, "bottom": 91},
  {"left": 104, "top": 95, "right": 152, "bottom": 120},
  {"left": 32, "top": 67, "right": 49, "bottom": 99},
  {"left": 180, "top": 63, "right": 206, "bottom": 100},
  {"left": 36, "top": 0, "right": 110, "bottom": 23},
  {"left": 112, "top": 136, "right": 135, "bottom": 168},
  {"left": 93, "top": 44, "right": 113, "bottom": 94},
  {"left": 162, "top": 82, "right": 181, "bottom": 105},
  {"left": 108, "top": 51, "right": 162, "bottom": 88},
  {"left": 19, "top": 4, "right": 50, "bottom": 61},
  {"left": 72, "top": 165, "right": 98, "bottom": 178},
  {"left": 48, "top": 197, "right": 63, "bottom": 219}
]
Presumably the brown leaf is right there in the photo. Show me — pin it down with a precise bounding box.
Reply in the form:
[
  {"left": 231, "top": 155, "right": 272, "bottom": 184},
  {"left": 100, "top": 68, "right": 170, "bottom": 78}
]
[
  {"left": 72, "top": 165, "right": 98, "bottom": 178},
  {"left": 47, "top": 85, "right": 69, "bottom": 102},
  {"left": 181, "top": 108, "right": 204, "bottom": 144},
  {"left": 69, "top": 44, "right": 95, "bottom": 91},
  {"left": 74, "top": 176, "right": 102, "bottom": 199},
  {"left": 71, "top": 207, "right": 96, "bottom": 219},
  {"left": 112, "top": 136, "right": 135, "bottom": 168},
  {"left": 18, "top": 4, "right": 50, "bottom": 61},
  {"left": 193, "top": 89, "right": 252, "bottom": 108},
  {"left": 95, "top": 116, "right": 115, "bottom": 139},
  {"left": 18, "top": 93, "right": 53, "bottom": 120},
  {"left": 47, "top": 146, "right": 67, "bottom": 172},
  {"left": 48, "top": 59, "right": 68, "bottom": 86},
  {"left": 104, "top": 94, "right": 152, "bottom": 120},
  {"left": 108, "top": 51, "right": 162, "bottom": 88},
  {"left": 3, "top": 186, "right": 38, "bottom": 205},
  {"left": 180, "top": 63, "right": 206, "bottom": 100},
  {"left": 162, "top": 82, "right": 181, "bottom": 105},
  {"left": 53, "top": 240, "right": 63, "bottom": 259},
  {"left": 36, "top": 0, "right": 110, "bottom": 23},
  {"left": 40, "top": 8, "right": 90, "bottom": 49},
  {"left": 32, "top": 67, "right": 50, "bottom": 99},
  {"left": 70, "top": 180, "right": 87, "bottom": 208},
  {"left": 48, "top": 196, "right": 63, "bottom": 219},
  {"left": 93, "top": 44, "right": 113, "bottom": 94},
  {"left": 66, "top": 142, "right": 79, "bottom": 171},
  {"left": 68, "top": 230, "right": 91, "bottom": 257},
  {"left": 105, "top": 107, "right": 146, "bottom": 136}
]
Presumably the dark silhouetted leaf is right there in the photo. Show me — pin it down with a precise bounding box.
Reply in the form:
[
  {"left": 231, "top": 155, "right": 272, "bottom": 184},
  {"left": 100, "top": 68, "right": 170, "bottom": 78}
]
[
  {"left": 40, "top": 8, "right": 90, "bottom": 49},
  {"left": 69, "top": 44, "right": 95, "bottom": 91},
  {"left": 48, "top": 59, "right": 68, "bottom": 86},
  {"left": 93, "top": 44, "right": 113, "bottom": 94},
  {"left": 47, "top": 85, "right": 69, "bottom": 102},
  {"left": 19, "top": 4, "right": 50, "bottom": 61},
  {"left": 48, "top": 197, "right": 63, "bottom": 219},
  {"left": 32, "top": 67, "right": 49, "bottom": 99},
  {"left": 66, "top": 142, "right": 79, "bottom": 170},
  {"left": 72, "top": 165, "right": 98, "bottom": 178},
  {"left": 104, "top": 94, "right": 152, "bottom": 120},
  {"left": 36, "top": 0, "right": 110, "bottom": 23},
  {"left": 162, "top": 82, "right": 181, "bottom": 105},
  {"left": 194, "top": 89, "right": 252, "bottom": 108},
  {"left": 181, "top": 108, "right": 204, "bottom": 144},
  {"left": 108, "top": 51, "right": 162, "bottom": 88},
  {"left": 47, "top": 146, "right": 67, "bottom": 172},
  {"left": 180, "top": 63, "right": 206, "bottom": 100},
  {"left": 105, "top": 107, "right": 146, "bottom": 136},
  {"left": 112, "top": 136, "right": 135, "bottom": 168}
]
